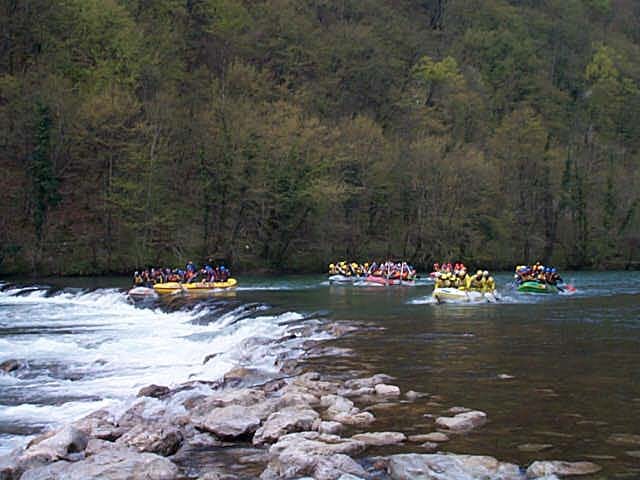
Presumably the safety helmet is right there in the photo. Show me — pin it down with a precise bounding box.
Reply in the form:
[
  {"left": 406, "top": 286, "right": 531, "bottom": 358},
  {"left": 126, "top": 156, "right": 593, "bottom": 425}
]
[
  {"left": 483, "top": 270, "right": 489, "bottom": 277},
  {"left": 476, "top": 270, "right": 482, "bottom": 276}
]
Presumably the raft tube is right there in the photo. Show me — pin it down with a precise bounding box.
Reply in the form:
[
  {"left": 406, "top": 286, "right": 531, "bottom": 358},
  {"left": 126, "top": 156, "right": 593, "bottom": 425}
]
[
  {"left": 517, "top": 281, "right": 558, "bottom": 294},
  {"left": 432, "top": 287, "right": 497, "bottom": 304},
  {"left": 363, "top": 275, "right": 415, "bottom": 286},
  {"left": 153, "top": 278, "right": 238, "bottom": 294},
  {"left": 328, "top": 274, "right": 360, "bottom": 284}
]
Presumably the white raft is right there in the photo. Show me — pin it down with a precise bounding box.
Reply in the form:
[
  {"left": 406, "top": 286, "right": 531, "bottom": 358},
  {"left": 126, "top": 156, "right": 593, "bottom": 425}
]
[
  {"left": 432, "top": 287, "right": 498, "bottom": 304},
  {"left": 328, "top": 274, "right": 361, "bottom": 284}
]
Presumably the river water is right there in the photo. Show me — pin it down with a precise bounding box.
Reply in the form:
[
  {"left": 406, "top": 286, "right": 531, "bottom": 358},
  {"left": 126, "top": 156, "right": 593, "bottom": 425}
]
[{"left": 1, "top": 272, "right": 639, "bottom": 477}]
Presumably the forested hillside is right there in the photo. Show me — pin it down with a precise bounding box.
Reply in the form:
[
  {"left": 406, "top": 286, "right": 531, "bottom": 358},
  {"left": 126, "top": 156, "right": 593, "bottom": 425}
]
[{"left": 1, "top": 0, "right": 639, "bottom": 274}]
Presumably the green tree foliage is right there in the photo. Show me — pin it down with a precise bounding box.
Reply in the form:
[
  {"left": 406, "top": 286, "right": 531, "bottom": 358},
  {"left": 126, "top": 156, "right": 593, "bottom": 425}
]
[{"left": 0, "top": 0, "right": 639, "bottom": 274}]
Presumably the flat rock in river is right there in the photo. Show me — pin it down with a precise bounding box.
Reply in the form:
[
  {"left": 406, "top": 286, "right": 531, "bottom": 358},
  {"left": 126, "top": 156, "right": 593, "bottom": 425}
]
[
  {"left": 374, "top": 384, "right": 401, "bottom": 396},
  {"left": 387, "top": 453, "right": 522, "bottom": 480},
  {"left": 117, "top": 423, "right": 183, "bottom": 456},
  {"left": 197, "top": 405, "right": 261, "bottom": 439},
  {"left": 435, "top": 411, "right": 487, "bottom": 432},
  {"left": 19, "top": 444, "right": 178, "bottom": 480},
  {"left": 408, "top": 432, "right": 449, "bottom": 443},
  {"left": 526, "top": 460, "right": 602, "bottom": 477},
  {"left": 137, "top": 384, "right": 170, "bottom": 398},
  {"left": 517, "top": 443, "right": 553, "bottom": 453},
  {"left": 350, "top": 432, "right": 406, "bottom": 446},
  {"left": 607, "top": 433, "right": 640, "bottom": 446},
  {"left": 253, "top": 407, "right": 320, "bottom": 444},
  {"left": 260, "top": 432, "right": 366, "bottom": 480}
]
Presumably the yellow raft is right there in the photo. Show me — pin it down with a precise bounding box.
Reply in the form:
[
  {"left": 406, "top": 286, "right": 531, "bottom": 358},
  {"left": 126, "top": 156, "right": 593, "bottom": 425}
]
[{"left": 153, "top": 278, "right": 238, "bottom": 295}]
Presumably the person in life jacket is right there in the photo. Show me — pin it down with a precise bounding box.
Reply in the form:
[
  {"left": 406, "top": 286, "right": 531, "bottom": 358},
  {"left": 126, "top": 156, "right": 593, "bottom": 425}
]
[
  {"left": 485, "top": 276, "right": 496, "bottom": 292},
  {"left": 467, "top": 270, "right": 484, "bottom": 291},
  {"left": 133, "top": 271, "right": 143, "bottom": 286}
]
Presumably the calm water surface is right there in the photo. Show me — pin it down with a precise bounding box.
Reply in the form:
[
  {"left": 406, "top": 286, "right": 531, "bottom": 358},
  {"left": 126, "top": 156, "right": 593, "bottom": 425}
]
[{"left": 1, "top": 271, "right": 639, "bottom": 477}]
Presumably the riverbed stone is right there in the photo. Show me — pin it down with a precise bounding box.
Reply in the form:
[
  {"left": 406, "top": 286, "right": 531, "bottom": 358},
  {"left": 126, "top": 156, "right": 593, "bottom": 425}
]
[
  {"left": 196, "top": 405, "right": 261, "bottom": 439},
  {"left": 318, "top": 421, "right": 344, "bottom": 435},
  {"left": 388, "top": 453, "right": 522, "bottom": 480},
  {"left": 435, "top": 410, "right": 487, "bottom": 432},
  {"left": 374, "top": 384, "right": 401, "bottom": 396},
  {"left": 260, "top": 432, "right": 366, "bottom": 480},
  {"left": 0, "top": 359, "right": 21, "bottom": 373},
  {"left": 408, "top": 432, "right": 449, "bottom": 443},
  {"left": 117, "top": 423, "right": 183, "bottom": 456},
  {"left": 21, "top": 425, "right": 88, "bottom": 463},
  {"left": 322, "top": 395, "right": 356, "bottom": 412},
  {"left": 607, "top": 433, "right": 640, "bottom": 446},
  {"left": 137, "top": 384, "right": 170, "bottom": 398},
  {"left": 253, "top": 407, "right": 320, "bottom": 444},
  {"left": 351, "top": 432, "right": 406, "bottom": 446},
  {"left": 344, "top": 374, "right": 394, "bottom": 390},
  {"left": 448, "top": 406, "right": 471, "bottom": 414},
  {"left": 19, "top": 444, "right": 179, "bottom": 480},
  {"left": 73, "top": 410, "right": 122, "bottom": 441},
  {"left": 405, "top": 390, "right": 427, "bottom": 401},
  {"left": 420, "top": 442, "right": 439, "bottom": 452},
  {"left": 518, "top": 444, "right": 554, "bottom": 453},
  {"left": 526, "top": 460, "right": 602, "bottom": 477},
  {"left": 332, "top": 411, "right": 375, "bottom": 427}
]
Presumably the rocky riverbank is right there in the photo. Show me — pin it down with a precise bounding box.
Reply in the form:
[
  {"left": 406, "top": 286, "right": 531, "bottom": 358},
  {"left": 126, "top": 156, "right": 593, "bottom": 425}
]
[{"left": 0, "top": 321, "right": 604, "bottom": 480}]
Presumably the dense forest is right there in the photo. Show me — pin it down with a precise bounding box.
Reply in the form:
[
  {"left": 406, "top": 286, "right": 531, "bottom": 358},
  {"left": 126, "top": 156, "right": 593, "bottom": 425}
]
[{"left": 1, "top": 0, "right": 639, "bottom": 274}]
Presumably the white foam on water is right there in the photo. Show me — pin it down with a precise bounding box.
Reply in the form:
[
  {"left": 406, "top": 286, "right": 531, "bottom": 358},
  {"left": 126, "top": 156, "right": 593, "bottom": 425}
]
[{"left": 0, "top": 286, "right": 312, "bottom": 453}]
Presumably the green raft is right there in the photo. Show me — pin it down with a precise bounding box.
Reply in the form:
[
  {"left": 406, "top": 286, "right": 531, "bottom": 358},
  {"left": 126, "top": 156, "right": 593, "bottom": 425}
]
[{"left": 517, "top": 281, "right": 558, "bottom": 294}]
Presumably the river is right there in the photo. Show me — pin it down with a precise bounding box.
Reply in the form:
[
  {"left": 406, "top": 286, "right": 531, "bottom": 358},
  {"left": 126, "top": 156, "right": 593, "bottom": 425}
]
[{"left": 1, "top": 272, "right": 639, "bottom": 477}]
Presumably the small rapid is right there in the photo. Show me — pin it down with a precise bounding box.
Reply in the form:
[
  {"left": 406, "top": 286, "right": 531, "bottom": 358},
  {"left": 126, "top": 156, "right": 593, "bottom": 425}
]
[{"left": 0, "top": 284, "right": 323, "bottom": 454}]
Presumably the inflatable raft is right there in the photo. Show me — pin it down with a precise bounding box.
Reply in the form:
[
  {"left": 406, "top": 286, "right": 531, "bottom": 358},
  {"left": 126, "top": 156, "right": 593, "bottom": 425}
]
[
  {"left": 517, "top": 281, "right": 558, "bottom": 294},
  {"left": 362, "top": 275, "right": 415, "bottom": 286},
  {"left": 153, "top": 278, "right": 238, "bottom": 295},
  {"left": 328, "top": 274, "right": 361, "bottom": 284},
  {"left": 432, "top": 287, "right": 497, "bottom": 304}
]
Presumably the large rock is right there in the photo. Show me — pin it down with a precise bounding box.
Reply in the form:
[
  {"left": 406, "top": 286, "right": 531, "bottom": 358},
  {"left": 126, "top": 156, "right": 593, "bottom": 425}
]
[
  {"left": 314, "top": 455, "right": 368, "bottom": 480},
  {"left": 188, "top": 388, "right": 267, "bottom": 414},
  {"left": 26, "top": 425, "right": 88, "bottom": 458},
  {"left": 331, "top": 411, "right": 375, "bottom": 427},
  {"left": 318, "top": 421, "right": 344, "bottom": 435},
  {"left": 197, "top": 405, "right": 261, "bottom": 439},
  {"left": 408, "top": 433, "right": 449, "bottom": 443},
  {"left": 344, "top": 374, "right": 394, "bottom": 390},
  {"left": 351, "top": 432, "right": 406, "bottom": 446},
  {"left": 526, "top": 461, "right": 602, "bottom": 477},
  {"left": 435, "top": 411, "right": 487, "bottom": 432},
  {"left": 19, "top": 444, "right": 178, "bottom": 480},
  {"left": 73, "top": 409, "right": 122, "bottom": 441},
  {"left": 137, "top": 385, "right": 170, "bottom": 398},
  {"left": 117, "top": 423, "right": 183, "bottom": 456},
  {"left": 253, "top": 407, "right": 320, "bottom": 444},
  {"left": 388, "top": 453, "right": 522, "bottom": 480},
  {"left": 269, "top": 432, "right": 366, "bottom": 458},
  {"left": 322, "top": 395, "right": 357, "bottom": 416},
  {"left": 260, "top": 432, "right": 366, "bottom": 480}
]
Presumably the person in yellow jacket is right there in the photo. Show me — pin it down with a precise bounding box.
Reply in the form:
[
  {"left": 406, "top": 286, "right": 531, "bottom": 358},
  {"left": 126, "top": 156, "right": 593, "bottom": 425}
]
[{"left": 485, "top": 276, "right": 496, "bottom": 292}]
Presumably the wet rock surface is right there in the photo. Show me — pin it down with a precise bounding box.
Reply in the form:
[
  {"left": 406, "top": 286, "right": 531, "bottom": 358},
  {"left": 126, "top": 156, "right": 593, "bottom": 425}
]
[
  {"left": 1, "top": 321, "right": 619, "bottom": 480},
  {"left": 435, "top": 410, "right": 487, "bottom": 432},
  {"left": 387, "top": 453, "right": 523, "bottom": 480},
  {"left": 526, "top": 460, "right": 602, "bottom": 477},
  {"left": 137, "top": 384, "right": 170, "bottom": 398}
]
